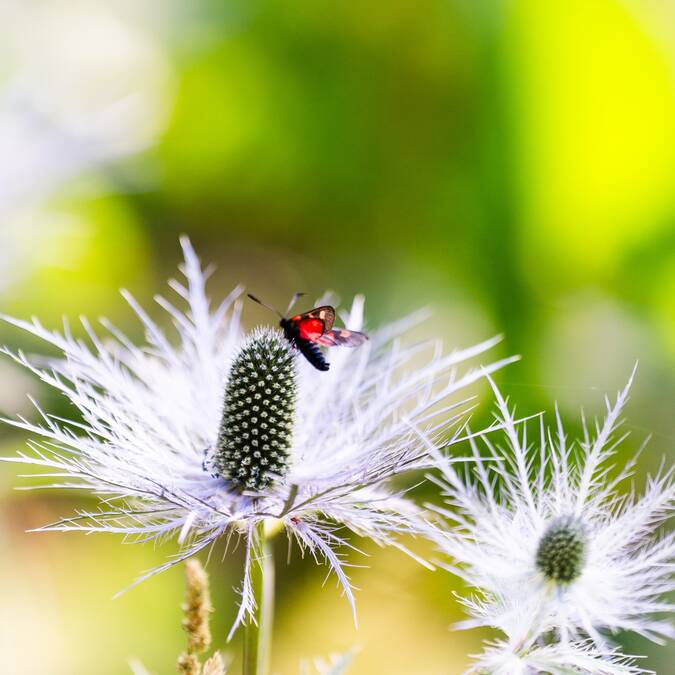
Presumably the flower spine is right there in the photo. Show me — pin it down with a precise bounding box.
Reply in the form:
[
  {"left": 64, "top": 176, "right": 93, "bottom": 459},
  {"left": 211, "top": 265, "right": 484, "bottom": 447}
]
[{"left": 208, "top": 329, "right": 296, "bottom": 491}]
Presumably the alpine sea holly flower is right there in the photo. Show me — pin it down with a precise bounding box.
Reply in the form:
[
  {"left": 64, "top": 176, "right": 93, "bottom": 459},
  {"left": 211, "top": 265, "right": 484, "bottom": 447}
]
[
  {"left": 429, "top": 372, "right": 675, "bottom": 670},
  {"left": 0, "top": 237, "right": 515, "bottom": 641}
]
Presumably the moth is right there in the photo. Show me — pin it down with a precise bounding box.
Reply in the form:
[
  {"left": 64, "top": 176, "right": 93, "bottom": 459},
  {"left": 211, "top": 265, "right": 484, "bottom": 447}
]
[{"left": 247, "top": 293, "right": 368, "bottom": 371}]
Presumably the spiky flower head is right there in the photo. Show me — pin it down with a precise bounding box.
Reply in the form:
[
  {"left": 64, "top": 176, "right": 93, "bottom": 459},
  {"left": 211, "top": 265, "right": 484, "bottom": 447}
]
[
  {"left": 535, "top": 515, "right": 587, "bottom": 584},
  {"left": 0, "top": 238, "right": 515, "bottom": 634},
  {"left": 429, "top": 373, "right": 675, "bottom": 671},
  {"left": 207, "top": 330, "right": 296, "bottom": 490}
]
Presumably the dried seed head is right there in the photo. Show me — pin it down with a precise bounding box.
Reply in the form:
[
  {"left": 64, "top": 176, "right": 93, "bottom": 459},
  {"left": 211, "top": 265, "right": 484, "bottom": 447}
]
[
  {"left": 536, "top": 516, "right": 587, "bottom": 584},
  {"left": 207, "top": 329, "right": 296, "bottom": 491},
  {"left": 202, "top": 652, "right": 226, "bottom": 675},
  {"left": 176, "top": 653, "right": 201, "bottom": 675},
  {"left": 182, "top": 558, "right": 212, "bottom": 654}
]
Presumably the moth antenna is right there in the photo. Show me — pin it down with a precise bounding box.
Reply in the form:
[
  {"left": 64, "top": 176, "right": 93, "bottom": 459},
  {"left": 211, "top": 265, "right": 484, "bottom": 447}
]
[
  {"left": 286, "top": 291, "right": 306, "bottom": 315},
  {"left": 247, "top": 293, "right": 283, "bottom": 319}
]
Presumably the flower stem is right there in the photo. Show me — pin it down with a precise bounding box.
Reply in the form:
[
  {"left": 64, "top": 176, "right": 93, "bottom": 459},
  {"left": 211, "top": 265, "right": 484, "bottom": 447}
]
[{"left": 243, "top": 520, "right": 274, "bottom": 675}]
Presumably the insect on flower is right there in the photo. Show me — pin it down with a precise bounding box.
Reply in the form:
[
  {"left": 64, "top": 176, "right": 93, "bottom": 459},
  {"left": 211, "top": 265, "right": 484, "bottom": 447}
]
[
  {"left": 247, "top": 292, "right": 368, "bottom": 371},
  {"left": 0, "top": 238, "right": 516, "bottom": 638}
]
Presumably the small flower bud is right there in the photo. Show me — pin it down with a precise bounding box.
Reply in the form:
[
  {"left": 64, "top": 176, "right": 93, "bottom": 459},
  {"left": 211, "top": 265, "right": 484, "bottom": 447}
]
[
  {"left": 536, "top": 515, "right": 587, "bottom": 584},
  {"left": 208, "top": 329, "right": 296, "bottom": 491}
]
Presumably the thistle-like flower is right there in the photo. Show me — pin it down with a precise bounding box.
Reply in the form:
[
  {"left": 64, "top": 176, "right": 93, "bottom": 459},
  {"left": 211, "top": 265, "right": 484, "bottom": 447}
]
[
  {"left": 0, "top": 238, "right": 514, "bottom": 633},
  {"left": 429, "top": 373, "right": 675, "bottom": 672}
]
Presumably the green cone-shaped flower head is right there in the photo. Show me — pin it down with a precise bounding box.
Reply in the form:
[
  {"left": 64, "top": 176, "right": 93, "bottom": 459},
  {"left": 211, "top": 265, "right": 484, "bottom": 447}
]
[
  {"left": 208, "top": 328, "right": 296, "bottom": 491},
  {"left": 536, "top": 515, "right": 587, "bottom": 584}
]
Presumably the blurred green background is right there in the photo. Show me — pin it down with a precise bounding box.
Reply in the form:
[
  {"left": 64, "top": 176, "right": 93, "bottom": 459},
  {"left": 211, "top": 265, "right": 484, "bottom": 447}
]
[{"left": 1, "top": 1, "right": 674, "bottom": 673}]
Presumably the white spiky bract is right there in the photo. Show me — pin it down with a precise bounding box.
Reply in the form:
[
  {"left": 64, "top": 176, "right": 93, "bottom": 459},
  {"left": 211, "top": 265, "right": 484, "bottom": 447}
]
[
  {"left": 469, "top": 640, "right": 646, "bottom": 675},
  {"left": 0, "top": 238, "right": 515, "bottom": 635},
  {"left": 429, "top": 373, "right": 675, "bottom": 673}
]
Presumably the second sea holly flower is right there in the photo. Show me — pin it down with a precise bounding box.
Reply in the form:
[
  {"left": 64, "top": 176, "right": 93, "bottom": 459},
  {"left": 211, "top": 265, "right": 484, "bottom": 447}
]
[{"left": 428, "top": 374, "right": 675, "bottom": 673}]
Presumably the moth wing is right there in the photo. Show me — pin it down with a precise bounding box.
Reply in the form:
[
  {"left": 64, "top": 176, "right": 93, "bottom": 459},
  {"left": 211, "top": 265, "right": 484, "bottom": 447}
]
[
  {"left": 292, "top": 306, "right": 336, "bottom": 340},
  {"left": 295, "top": 318, "right": 325, "bottom": 341},
  {"left": 315, "top": 328, "right": 369, "bottom": 347}
]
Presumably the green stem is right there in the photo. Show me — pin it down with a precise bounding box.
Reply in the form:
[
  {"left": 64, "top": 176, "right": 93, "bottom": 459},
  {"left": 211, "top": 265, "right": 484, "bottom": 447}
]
[{"left": 243, "top": 520, "right": 274, "bottom": 675}]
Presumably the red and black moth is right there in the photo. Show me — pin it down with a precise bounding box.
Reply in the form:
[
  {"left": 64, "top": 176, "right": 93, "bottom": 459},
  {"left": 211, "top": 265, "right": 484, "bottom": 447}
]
[{"left": 247, "top": 293, "right": 368, "bottom": 371}]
